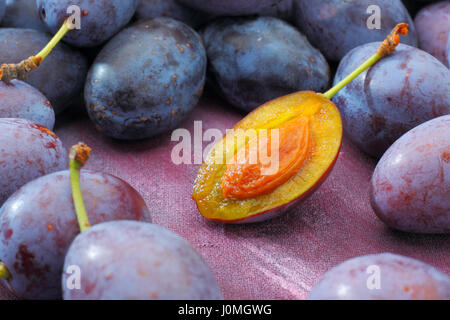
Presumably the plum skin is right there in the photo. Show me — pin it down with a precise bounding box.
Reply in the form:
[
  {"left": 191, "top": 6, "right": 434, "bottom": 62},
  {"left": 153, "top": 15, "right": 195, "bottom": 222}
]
[
  {"left": 85, "top": 18, "right": 207, "bottom": 140},
  {"left": 333, "top": 43, "right": 450, "bottom": 158},
  {"left": 415, "top": 1, "right": 450, "bottom": 68},
  {"left": 0, "top": 80, "right": 55, "bottom": 129},
  {"left": 308, "top": 253, "right": 450, "bottom": 300},
  {"left": 36, "top": 0, "right": 139, "bottom": 47},
  {"left": 62, "top": 221, "right": 223, "bottom": 300},
  {"left": 0, "top": 170, "right": 151, "bottom": 299},
  {"left": 294, "top": 0, "right": 418, "bottom": 61},
  {"left": 0, "top": 28, "right": 88, "bottom": 114},
  {"left": 135, "top": 0, "right": 211, "bottom": 28},
  {"left": 202, "top": 16, "right": 330, "bottom": 112},
  {"left": 370, "top": 115, "right": 450, "bottom": 234},
  {"left": 177, "top": 0, "right": 280, "bottom": 16},
  {"left": 0, "top": 118, "right": 67, "bottom": 206},
  {"left": 0, "top": 0, "right": 5, "bottom": 23},
  {"left": 193, "top": 92, "right": 343, "bottom": 223},
  {"left": 1, "top": 0, "right": 47, "bottom": 32}
]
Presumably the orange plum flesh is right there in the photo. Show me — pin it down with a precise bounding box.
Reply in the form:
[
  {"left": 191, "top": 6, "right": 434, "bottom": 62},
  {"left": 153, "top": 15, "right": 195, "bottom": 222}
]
[{"left": 193, "top": 91, "right": 343, "bottom": 223}]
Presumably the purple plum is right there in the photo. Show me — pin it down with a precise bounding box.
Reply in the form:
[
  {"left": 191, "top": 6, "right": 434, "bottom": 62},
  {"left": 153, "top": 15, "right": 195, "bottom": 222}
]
[
  {"left": 0, "top": 80, "right": 55, "bottom": 129},
  {"left": 333, "top": 43, "right": 450, "bottom": 157},
  {"left": 0, "top": 118, "right": 66, "bottom": 205},
  {"left": 37, "top": 0, "right": 139, "bottom": 47},
  {"left": 0, "top": 170, "right": 151, "bottom": 299},
  {"left": 370, "top": 115, "right": 450, "bottom": 233},
  {"left": 202, "top": 16, "right": 330, "bottom": 112},
  {"left": 135, "top": 0, "right": 211, "bottom": 28},
  {"left": 309, "top": 253, "right": 450, "bottom": 299},
  {"left": 415, "top": 1, "right": 450, "bottom": 67},
  {"left": 294, "top": 0, "right": 418, "bottom": 61},
  {"left": 62, "top": 221, "right": 223, "bottom": 300},
  {"left": 1, "top": 0, "right": 47, "bottom": 32},
  {"left": 177, "top": 0, "right": 281, "bottom": 16}
]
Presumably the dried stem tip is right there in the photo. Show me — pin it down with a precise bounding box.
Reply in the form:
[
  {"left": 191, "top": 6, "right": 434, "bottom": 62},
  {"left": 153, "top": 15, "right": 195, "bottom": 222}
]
[
  {"left": 0, "top": 57, "right": 41, "bottom": 84},
  {"left": 69, "top": 143, "right": 92, "bottom": 167},
  {"left": 377, "top": 23, "right": 409, "bottom": 56}
]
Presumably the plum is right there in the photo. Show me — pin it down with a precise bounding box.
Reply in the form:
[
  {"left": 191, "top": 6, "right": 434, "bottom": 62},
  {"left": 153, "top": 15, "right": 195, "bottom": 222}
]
[
  {"left": 0, "top": 118, "right": 66, "bottom": 205},
  {"left": 63, "top": 221, "right": 223, "bottom": 300},
  {"left": 202, "top": 16, "right": 330, "bottom": 112},
  {"left": 415, "top": 1, "right": 450, "bottom": 67},
  {"left": 193, "top": 91, "right": 343, "bottom": 223},
  {"left": 447, "top": 33, "right": 450, "bottom": 65},
  {"left": 1, "top": 0, "right": 47, "bottom": 32},
  {"left": 294, "top": 0, "right": 418, "bottom": 61},
  {"left": 308, "top": 253, "right": 450, "bottom": 299},
  {"left": 85, "top": 18, "right": 207, "bottom": 140},
  {"left": 0, "top": 170, "right": 151, "bottom": 299},
  {"left": 0, "top": 28, "right": 88, "bottom": 114},
  {"left": 370, "top": 115, "right": 450, "bottom": 233},
  {"left": 258, "top": 0, "right": 294, "bottom": 22},
  {"left": 177, "top": 0, "right": 281, "bottom": 16},
  {"left": 0, "top": 0, "right": 5, "bottom": 23},
  {"left": 194, "top": 24, "right": 411, "bottom": 223},
  {"left": 37, "top": 0, "right": 139, "bottom": 47},
  {"left": 0, "top": 80, "right": 55, "bottom": 129},
  {"left": 135, "top": 0, "right": 211, "bottom": 28},
  {"left": 333, "top": 42, "right": 450, "bottom": 157}
]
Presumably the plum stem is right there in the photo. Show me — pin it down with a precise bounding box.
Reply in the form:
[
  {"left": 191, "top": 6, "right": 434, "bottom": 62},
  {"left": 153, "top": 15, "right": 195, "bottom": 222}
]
[
  {"left": 322, "top": 53, "right": 382, "bottom": 100},
  {"left": 0, "top": 262, "right": 11, "bottom": 280},
  {"left": 0, "top": 21, "right": 71, "bottom": 83},
  {"left": 36, "top": 21, "right": 71, "bottom": 61},
  {"left": 323, "top": 23, "right": 409, "bottom": 100},
  {"left": 69, "top": 143, "right": 92, "bottom": 233}
]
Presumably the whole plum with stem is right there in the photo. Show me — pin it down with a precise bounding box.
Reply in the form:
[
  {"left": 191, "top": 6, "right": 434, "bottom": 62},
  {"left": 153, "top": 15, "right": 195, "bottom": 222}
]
[
  {"left": 333, "top": 43, "right": 450, "bottom": 157},
  {"left": 61, "top": 144, "right": 222, "bottom": 300},
  {"left": 0, "top": 27, "right": 87, "bottom": 114},
  {"left": 0, "top": 143, "right": 151, "bottom": 299}
]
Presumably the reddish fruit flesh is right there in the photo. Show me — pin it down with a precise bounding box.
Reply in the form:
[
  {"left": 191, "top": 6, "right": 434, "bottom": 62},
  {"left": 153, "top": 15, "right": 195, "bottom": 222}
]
[{"left": 222, "top": 116, "right": 311, "bottom": 199}]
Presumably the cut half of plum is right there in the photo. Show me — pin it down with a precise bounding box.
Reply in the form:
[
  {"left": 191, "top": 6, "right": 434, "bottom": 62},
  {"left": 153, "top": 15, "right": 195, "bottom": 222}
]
[
  {"left": 193, "top": 91, "right": 342, "bottom": 223},
  {"left": 193, "top": 24, "right": 411, "bottom": 223}
]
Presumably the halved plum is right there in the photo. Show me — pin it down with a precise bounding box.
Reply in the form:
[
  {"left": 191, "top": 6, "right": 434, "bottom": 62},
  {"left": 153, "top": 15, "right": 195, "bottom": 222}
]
[
  {"left": 193, "top": 91, "right": 342, "bottom": 223},
  {"left": 193, "top": 24, "right": 410, "bottom": 223}
]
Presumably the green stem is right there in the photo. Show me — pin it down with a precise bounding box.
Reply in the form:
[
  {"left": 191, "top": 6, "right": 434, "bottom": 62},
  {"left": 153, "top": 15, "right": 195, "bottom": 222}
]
[
  {"left": 323, "top": 53, "right": 382, "bottom": 100},
  {"left": 0, "top": 262, "right": 10, "bottom": 280},
  {"left": 35, "top": 21, "right": 71, "bottom": 62},
  {"left": 0, "top": 21, "right": 71, "bottom": 83},
  {"left": 322, "top": 23, "right": 410, "bottom": 100},
  {"left": 69, "top": 144, "right": 92, "bottom": 233}
]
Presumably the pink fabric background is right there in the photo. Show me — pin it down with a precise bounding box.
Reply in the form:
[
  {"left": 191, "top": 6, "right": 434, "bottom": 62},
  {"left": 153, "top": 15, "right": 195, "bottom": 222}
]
[{"left": 1, "top": 97, "right": 448, "bottom": 299}]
